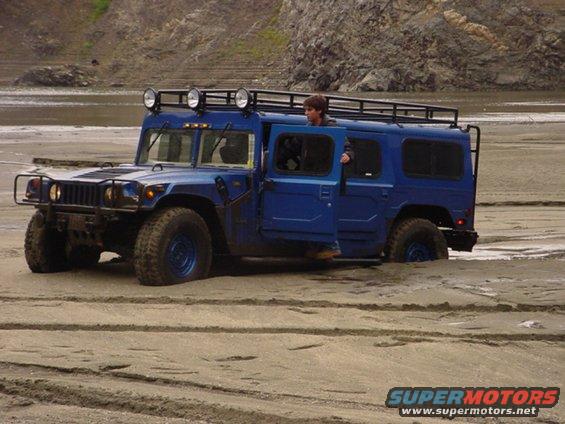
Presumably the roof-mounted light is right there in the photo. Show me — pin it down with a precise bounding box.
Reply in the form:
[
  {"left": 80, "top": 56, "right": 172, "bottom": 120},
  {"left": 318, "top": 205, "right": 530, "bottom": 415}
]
[
  {"left": 235, "top": 88, "right": 252, "bottom": 110},
  {"left": 187, "top": 88, "right": 204, "bottom": 110},
  {"left": 143, "top": 88, "right": 159, "bottom": 111}
]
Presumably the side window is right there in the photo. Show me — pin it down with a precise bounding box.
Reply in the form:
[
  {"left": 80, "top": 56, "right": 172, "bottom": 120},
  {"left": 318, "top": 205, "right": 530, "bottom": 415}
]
[
  {"left": 403, "top": 140, "right": 462, "bottom": 179},
  {"left": 347, "top": 138, "right": 381, "bottom": 178},
  {"left": 198, "top": 130, "right": 254, "bottom": 169},
  {"left": 274, "top": 133, "right": 334, "bottom": 175}
]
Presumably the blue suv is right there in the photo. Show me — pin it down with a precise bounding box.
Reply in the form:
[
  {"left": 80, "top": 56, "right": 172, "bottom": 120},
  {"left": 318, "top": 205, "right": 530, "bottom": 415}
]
[{"left": 15, "top": 88, "right": 480, "bottom": 285}]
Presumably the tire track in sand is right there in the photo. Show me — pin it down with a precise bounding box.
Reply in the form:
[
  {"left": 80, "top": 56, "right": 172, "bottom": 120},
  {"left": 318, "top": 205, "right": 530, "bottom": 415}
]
[
  {"left": 0, "top": 322, "right": 563, "bottom": 342},
  {"left": 0, "top": 361, "right": 382, "bottom": 412},
  {"left": 0, "top": 377, "right": 351, "bottom": 423},
  {"left": 0, "top": 295, "right": 562, "bottom": 313}
]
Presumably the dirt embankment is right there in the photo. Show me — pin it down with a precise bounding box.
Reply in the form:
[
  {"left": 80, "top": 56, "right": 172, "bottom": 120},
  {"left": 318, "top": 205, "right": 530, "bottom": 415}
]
[{"left": 0, "top": 0, "right": 563, "bottom": 91}]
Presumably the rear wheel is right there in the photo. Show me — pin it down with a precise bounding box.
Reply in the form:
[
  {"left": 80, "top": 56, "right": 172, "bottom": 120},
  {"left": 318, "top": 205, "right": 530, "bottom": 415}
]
[
  {"left": 385, "top": 218, "right": 448, "bottom": 262},
  {"left": 133, "top": 207, "right": 212, "bottom": 285},
  {"left": 24, "top": 211, "right": 68, "bottom": 272}
]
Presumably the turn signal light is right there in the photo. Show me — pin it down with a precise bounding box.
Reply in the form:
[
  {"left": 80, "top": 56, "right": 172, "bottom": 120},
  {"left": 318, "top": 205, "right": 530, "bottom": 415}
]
[{"left": 145, "top": 185, "right": 165, "bottom": 200}]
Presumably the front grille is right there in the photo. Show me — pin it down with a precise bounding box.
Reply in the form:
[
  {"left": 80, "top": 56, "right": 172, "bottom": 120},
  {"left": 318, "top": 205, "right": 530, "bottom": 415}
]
[{"left": 60, "top": 183, "right": 100, "bottom": 206}]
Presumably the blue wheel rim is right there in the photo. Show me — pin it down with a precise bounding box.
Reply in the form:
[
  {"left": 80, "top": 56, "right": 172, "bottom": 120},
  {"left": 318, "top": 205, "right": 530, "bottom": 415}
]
[
  {"left": 167, "top": 233, "right": 196, "bottom": 278},
  {"left": 404, "top": 242, "right": 434, "bottom": 262}
]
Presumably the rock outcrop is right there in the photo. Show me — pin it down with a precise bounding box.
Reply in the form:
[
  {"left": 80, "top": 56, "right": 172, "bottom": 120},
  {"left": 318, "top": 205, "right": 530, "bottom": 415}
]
[
  {"left": 280, "top": 0, "right": 563, "bottom": 91},
  {"left": 14, "top": 65, "right": 96, "bottom": 87},
  {"left": 1, "top": 0, "right": 563, "bottom": 91}
]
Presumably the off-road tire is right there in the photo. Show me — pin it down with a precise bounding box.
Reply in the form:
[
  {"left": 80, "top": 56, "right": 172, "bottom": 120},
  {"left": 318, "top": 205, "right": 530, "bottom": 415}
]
[
  {"left": 133, "top": 207, "right": 212, "bottom": 285},
  {"left": 67, "top": 245, "right": 101, "bottom": 269},
  {"left": 24, "top": 211, "right": 69, "bottom": 272},
  {"left": 385, "top": 218, "right": 448, "bottom": 262}
]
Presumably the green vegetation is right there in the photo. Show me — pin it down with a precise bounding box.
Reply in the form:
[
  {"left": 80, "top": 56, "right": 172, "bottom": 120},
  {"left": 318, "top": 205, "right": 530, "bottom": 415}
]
[
  {"left": 214, "top": 1, "right": 288, "bottom": 62},
  {"left": 91, "top": 0, "right": 111, "bottom": 21},
  {"left": 229, "top": 27, "right": 289, "bottom": 61}
]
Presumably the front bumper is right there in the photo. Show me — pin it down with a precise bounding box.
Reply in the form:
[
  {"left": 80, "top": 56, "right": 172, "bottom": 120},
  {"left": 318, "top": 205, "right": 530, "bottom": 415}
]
[{"left": 442, "top": 229, "right": 478, "bottom": 252}]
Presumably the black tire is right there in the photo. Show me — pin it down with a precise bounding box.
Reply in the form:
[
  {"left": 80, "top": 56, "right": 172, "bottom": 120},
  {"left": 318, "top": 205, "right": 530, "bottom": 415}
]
[
  {"left": 385, "top": 218, "right": 448, "bottom": 263},
  {"left": 67, "top": 245, "right": 101, "bottom": 269},
  {"left": 24, "top": 211, "right": 69, "bottom": 273},
  {"left": 133, "top": 207, "right": 212, "bottom": 285}
]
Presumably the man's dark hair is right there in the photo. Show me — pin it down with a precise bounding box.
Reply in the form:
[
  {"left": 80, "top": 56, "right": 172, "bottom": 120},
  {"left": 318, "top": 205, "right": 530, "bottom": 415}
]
[{"left": 303, "top": 95, "right": 328, "bottom": 117}]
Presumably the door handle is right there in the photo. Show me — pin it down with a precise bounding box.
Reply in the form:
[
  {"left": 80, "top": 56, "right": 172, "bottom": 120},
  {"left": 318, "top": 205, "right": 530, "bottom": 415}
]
[{"left": 263, "top": 178, "right": 275, "bottom": 191}]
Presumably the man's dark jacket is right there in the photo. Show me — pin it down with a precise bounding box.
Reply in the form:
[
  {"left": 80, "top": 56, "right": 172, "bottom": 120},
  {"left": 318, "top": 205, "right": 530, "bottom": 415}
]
[{"left": 312, "top": 114, "right": 354, "bottom": 160}]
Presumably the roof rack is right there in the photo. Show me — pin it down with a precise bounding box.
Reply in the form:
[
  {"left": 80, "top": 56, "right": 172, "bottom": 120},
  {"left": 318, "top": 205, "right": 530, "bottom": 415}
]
[{"left": 155, "top": 88, "right": 459, "bottom": 126}]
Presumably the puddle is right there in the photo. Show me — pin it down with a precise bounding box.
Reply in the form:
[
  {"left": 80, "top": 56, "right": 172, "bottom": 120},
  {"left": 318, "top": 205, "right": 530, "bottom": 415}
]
[{"left": 452, "top": 241, "right": 565, "bottom": 260}]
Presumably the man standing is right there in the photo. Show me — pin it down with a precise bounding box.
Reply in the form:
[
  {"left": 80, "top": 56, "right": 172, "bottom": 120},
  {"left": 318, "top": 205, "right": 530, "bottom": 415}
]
[{"left": 303, "top": 94, "right": 353, "bottom": 259}]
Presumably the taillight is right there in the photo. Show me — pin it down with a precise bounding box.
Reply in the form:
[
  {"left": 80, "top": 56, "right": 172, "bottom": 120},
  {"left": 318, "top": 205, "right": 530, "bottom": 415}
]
[{"left": 456, "top": 218, "right": 466, "bottom": 226}]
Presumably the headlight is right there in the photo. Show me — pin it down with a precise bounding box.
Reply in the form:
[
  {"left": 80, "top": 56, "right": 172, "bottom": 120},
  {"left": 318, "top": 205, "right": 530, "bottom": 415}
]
[
  {"left": 104, "top": 186, "right": 117, "bottom": 205},
  {"left": 187, "top": 88, "right": 203, "bottom": 110},
  {"left": 104, "top": 183, "right": 140, "bottom": 208},
  {"left": 235, "top": 88, "right": 252, "bottom": 110},
  {"left": 143, "top": 88, "right": 158, "bottom": 110},
  {"left": 49, "top": 184, "right": 61, "bottom": 202}
]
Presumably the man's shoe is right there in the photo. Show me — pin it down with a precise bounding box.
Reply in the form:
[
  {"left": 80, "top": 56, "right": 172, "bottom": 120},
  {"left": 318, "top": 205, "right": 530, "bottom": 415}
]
[{"left": 314, "top": 248, "right": 341, "bottom": 260}]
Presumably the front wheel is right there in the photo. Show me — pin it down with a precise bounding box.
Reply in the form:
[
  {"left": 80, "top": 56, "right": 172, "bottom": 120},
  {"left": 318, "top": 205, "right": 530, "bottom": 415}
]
[
  {"left": 24, "top": 211, "right": 68, "bottom": 273},
  {"left": 133, "top": 207, "right": 212, "bottom": 285},
  {"left": 385, "top": 218, "right": 448, "bottom": 262}
]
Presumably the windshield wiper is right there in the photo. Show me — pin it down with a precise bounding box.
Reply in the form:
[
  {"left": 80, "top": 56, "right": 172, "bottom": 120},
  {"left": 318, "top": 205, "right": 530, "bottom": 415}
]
[
  {"left": 146, "top": 121, "right": 170, "bottom": 154},
  {"left": 209, "top": 122, "right": 233, "bottom": 157}
]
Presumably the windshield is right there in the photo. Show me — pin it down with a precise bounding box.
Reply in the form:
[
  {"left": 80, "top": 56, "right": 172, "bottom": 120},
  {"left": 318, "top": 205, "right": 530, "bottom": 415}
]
[
  {"left": 138, "top": 129, "right": 195, "bottom": 165},
  {"left": 198, "top": 129, "right": 254, "bottom": 169}
]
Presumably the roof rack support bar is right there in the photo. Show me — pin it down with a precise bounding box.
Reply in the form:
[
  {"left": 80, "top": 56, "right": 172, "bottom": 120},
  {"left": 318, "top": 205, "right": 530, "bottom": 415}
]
[{"left": 153, "top": 88, "right": 460, "bottom": 126}]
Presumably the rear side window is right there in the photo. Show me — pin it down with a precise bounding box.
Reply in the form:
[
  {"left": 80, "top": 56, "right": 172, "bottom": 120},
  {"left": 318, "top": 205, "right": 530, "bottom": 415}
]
[
  {"left": 403, "top": 139, "right": 463, "bottom": 179},
  {"left": 274, "top": 133, "right": 334, "bottom": 175},
  {"left": 347, "top": 138, "right": 381, "bottom": 178}
]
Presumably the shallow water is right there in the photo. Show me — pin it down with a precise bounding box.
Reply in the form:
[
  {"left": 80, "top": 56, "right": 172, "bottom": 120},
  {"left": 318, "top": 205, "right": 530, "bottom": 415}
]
[
  {"left": 0, "top": 87, "right": 563, "bottom": 127},
  {"left": 1, "top": 87, "right": 564, "bottom": 262}
]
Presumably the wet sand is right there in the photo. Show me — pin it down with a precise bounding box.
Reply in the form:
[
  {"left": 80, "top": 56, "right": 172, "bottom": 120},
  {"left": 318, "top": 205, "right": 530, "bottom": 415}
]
[{"left": 0, "top": 121, "right": 563, "bottom": 423}]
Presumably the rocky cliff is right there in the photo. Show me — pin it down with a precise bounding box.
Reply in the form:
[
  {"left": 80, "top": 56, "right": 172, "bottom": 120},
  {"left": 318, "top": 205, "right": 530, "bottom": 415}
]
[{"left": 1, "top": 0, "right": 563, "bottom": 91}]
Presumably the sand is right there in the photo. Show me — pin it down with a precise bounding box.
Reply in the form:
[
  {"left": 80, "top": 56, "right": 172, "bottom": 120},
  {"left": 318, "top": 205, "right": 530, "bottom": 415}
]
[{"left": 0, "top": 122, "right": 563, "bottom": 423}]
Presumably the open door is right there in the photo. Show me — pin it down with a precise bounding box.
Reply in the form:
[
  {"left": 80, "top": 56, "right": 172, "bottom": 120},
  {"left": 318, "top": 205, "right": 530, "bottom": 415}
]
[{"left": 260, "top": 124, "right": 345, "bottom": 243}]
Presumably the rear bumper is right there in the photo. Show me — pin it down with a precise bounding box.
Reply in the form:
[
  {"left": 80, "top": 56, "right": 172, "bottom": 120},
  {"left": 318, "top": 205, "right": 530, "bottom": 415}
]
[{"left": 442, "top": 229, "right": 478, "bottom": 252}]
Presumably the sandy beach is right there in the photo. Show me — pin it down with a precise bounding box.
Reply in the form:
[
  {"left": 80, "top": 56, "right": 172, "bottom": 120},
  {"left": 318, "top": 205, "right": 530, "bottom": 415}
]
[{"left": 0, "top": 100, "right": 563, "bottom": 422}]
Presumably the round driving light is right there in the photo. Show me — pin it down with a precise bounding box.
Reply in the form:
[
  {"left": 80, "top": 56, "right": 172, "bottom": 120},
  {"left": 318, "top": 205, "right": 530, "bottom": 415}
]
[
  {"left": 49, "top": 184, "right": 61, "bottom": 202},
  {"left": 235, "top": 88, "right": 251, "bottom": 110},
  {"left": 104, "top": 186, "right": 118, "bottom": 205},
  {"left": 187, "top": 88, "right": 203, "bottom": 110},
  {"left": 143, "top": 88, "right": 158, "bottom": 110}
]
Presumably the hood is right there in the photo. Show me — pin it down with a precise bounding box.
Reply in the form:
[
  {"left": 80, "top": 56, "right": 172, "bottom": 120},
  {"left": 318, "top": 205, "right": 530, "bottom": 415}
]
[{"left": 51, "top": 164, "right": 250, "bottom": 187}]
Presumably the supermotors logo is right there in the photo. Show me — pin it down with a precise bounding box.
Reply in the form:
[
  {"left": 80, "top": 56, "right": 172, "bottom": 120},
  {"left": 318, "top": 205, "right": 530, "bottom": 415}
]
[{"left": 386, "top": 387, "right": 560, "bottom": 418}]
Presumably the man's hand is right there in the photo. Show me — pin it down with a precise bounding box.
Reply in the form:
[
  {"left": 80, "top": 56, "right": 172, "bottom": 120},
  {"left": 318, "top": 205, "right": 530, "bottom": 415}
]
[{"left": 340, "top": 153, "right": 351, "bottom": 164}]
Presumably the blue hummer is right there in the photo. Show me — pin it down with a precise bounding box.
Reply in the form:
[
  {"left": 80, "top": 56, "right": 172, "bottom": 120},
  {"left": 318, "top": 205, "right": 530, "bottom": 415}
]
[{"left": 15, "top": 88, "right": 479, "bottom": 285}]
